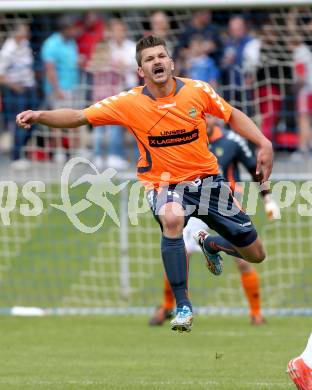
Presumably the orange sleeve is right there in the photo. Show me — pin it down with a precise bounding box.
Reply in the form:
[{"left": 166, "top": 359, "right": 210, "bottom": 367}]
[
  {"left": 83, "top": 94, "right": 132, "bottom": 127},
  {"left": 196, "top": 81, "right": 233, "bottom": 123}
]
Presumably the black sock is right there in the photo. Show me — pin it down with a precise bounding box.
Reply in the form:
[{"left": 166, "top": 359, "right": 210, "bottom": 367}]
[
  {"left": 161, "top": 235, "right": 192, "bottom": 310},
  {"left": 204, "top": 235, "right": 243, "bottom": 259}
]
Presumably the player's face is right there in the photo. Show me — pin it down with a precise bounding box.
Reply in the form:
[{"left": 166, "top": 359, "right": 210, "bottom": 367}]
[{"left": 138, "top": 45, "right": 173, "bottom": 85}]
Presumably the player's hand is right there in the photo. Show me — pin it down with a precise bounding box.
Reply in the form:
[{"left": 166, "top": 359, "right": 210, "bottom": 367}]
[
  {"left": 256, "top": 140, "right": 273, "bottom": 182},
  {"left": 264, "top": 194, "right": 280, "bottom": 220},
  {"left": 16, "top": 110, "right": 40, "bottom": 129},
  {"left": 55, "top": 89, "right": 66, "bottom": 100}
]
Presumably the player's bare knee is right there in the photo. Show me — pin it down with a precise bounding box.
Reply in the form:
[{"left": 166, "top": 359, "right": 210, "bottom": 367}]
[
  {"left": 161, "top": 214, "right": 184, "bottom": 237},
  {"left": 252, "top": 246, "right": 266, "bottom": 263},
  {"left": 159, "top": 203, "right": 184, "bottom": 237},
  {"left": 242, "top": 239, "right": 266, "bottom": 263}
]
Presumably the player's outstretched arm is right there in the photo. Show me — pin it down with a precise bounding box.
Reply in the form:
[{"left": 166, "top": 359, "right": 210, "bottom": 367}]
[
  {"left": 16, "top": 109, "right": 89, "bottom": 130},
  {"left": 228, "top": 107, "right": 273, "bottom": 182}
]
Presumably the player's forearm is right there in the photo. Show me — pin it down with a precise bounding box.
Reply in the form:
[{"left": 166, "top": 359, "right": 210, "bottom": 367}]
[
  {"left": 229, "top": 108, "right": 271, "bottom": 148},
  {"left": 37, "top": 109, "right": 88, "bottom": 128}
]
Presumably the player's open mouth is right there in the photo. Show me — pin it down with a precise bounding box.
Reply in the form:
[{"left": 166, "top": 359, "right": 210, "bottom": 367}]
[{"left": 153, "top": 66, "right": 165, "bottom": 76}]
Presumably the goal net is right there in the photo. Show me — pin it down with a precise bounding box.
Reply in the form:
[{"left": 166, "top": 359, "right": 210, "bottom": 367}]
[
  {"left": 0, "top": 3, "right": 311, "bottom": 315},
  {"left": 1, "top": 172, "right": 311, "bottom": 315}
]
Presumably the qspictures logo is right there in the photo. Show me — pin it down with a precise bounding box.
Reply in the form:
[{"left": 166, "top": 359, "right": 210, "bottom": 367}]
[
  {"left": 51, "top": 157, "right": 129, "bottom": 233},
  {"left": 0, "top": 157, "right": 154, "bottom": 232},
  {"left": 1, "top": 158, "right": 312, "bottom": 231}
]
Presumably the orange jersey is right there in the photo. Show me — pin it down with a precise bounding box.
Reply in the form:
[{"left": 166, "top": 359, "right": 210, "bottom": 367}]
[{"left": 84, "top": 77, "right": 233, "bottom": 188}]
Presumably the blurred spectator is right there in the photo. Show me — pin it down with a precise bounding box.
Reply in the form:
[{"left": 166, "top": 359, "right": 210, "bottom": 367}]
[
  {"left": 290, "top": 36, "right": 312, "bottom": 157},
  {"left": 41, "top": 15, "right": 81, "bottom": 162},
  {"left": 76, "top": 12, "right": 105, "bottom": 112},
  {"left": 76, "top": 11, "right": 105, "bottom": 70},
  {"left": 0, "top": 23, "right": 38, "bottom": 169},
  {"left": 88, "top": 18, "right": 137, "bottom": 170},
  {"left": 149, "top": 11, "right": 174, "bottom": 56},
  {"left": 108, "top": 18, "right": 137, "bottom": 89},
  {"left": 287, "top": 7, "right": 312, "bottom": 48},
  {"left": 183, "top": 35, "right": 219, "bottom": 88},
  {"left": 243, "top": 24, "right": 294, "bottom": 143},
  {"left": 87, "top": 42, "right": 125, "bottom": 170},
  {"left": 221, "top": 16, "right": 252, "bottom": 109},
  {"left": 223, "top": 16, "right": 252, "bottom": 68},
  {"left": 304, "top": 18, "right": 312, "bottom": 47},
  {"left": 178, "top": 10, "right": 221, "bottom": 65},
  {"left": 41, "top": 15, "right": 80, "bottom": 107}
]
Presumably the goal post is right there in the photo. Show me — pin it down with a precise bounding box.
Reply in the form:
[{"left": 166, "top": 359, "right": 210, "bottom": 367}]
[{"left": 0, "top": 0, "right": 311, "bottom": 12}]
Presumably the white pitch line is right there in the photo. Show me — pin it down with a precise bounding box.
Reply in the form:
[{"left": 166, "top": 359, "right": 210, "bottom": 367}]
[{"left": 0, "top": 378, "right": 291, "bottom": 388}]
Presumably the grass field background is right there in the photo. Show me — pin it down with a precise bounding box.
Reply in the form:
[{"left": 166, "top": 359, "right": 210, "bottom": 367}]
[{"left": 0, "top": 315, "right": 310, "bottom": 389}]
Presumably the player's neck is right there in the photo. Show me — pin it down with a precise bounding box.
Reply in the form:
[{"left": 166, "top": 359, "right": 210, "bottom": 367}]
[{"left": 145, "top": 78, "right": 175, "bottom": 99}]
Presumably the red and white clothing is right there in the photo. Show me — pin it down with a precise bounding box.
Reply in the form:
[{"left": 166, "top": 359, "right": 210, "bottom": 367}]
[{"left": 293, "top": 43, "right": 312, "bottom": 114}]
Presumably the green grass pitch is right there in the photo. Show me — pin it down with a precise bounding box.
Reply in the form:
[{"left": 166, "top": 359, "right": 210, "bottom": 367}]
[{"left": 0, "top": 315, "right": 309, "bottom": 389}]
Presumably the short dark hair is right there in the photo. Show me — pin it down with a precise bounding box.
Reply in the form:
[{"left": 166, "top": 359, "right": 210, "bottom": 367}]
[
  {"left": 57, "top": 15, "right": 76, "bottom": 31},
  {"left": 136, "top": 35, "right": 168, "bottom": 66}
]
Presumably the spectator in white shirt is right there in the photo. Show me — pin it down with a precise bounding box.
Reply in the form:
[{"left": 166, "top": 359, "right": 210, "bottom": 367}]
[
  {"left": 90, "top": 18, "right": 137, "bottom": 170},
  {"left": 290, "top": 37, "right": 312, "bottom": 156},
  {"left": 148, "top": 11, "right": 174, "bottom": 57},
  {"left": 0, "top": 23, "right": 37, "bottom": 168},
  {"left": 107, "top": 18, "right": 137, "bottom": 89}
]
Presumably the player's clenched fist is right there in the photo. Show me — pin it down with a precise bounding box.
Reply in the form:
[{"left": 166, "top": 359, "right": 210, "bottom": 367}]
[
  {"left": 16, "top": 110, "right": 40, "bottom": 129},
  {"left": 264, "top": 194, "right": 281, "bottom": 220}
]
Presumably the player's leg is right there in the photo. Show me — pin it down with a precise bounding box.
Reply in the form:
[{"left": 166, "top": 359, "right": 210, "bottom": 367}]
[
  {"left": 287, "top": 333, "right": 312, "bottom": 389},
  {"left": 159, "top": 201, "right": 191, "bottom": 306},
  {"left": 197, "top": 176, "right": 265, "bottom": 265},
  {"left": 147, "top": 187, "right": 193, "bottom": 332},
  {"left": 235, "top": 239, "right": 265, "bottom": 262},
  {"left": 235, "top": 259, "right": 265, "bottom": 325},
  {"left": 187, "top": 188, "right": 264, "bottom": 323},
  {"left": 149, "top": 217, "right": 205, "bottom": 326},
  {"left": 159, "top": 202, "right": 193, "bottom": 332},
  {"left": 187, "top": 216, "right": 224, "bottom": 275},
  {"left": 199, "top": 226, "right": 265, "bottom": 263}
]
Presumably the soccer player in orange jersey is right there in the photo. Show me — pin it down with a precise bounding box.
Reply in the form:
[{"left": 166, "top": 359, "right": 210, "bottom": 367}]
[
  {"left": 16, "top": 35, "right": 273, "bottom": 333},
  {"left": 149, "top": 116, "right": 280, "bottom": 327}
]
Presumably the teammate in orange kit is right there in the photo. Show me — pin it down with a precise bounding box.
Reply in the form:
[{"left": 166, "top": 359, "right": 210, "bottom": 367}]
[
  {"left": 149, "top": 116, "right": 280, "bottom": 327},
  {"left": 16, "top": 36, "right": 273, "bottom": 332}
]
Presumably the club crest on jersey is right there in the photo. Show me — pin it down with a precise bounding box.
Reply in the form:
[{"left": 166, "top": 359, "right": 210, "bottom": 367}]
[
  {"left": 188, "top": 108, "right": 197, "bottom": 118},
  {"left": 215, "top": 147, "right": 224, "bottom": 157}
]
